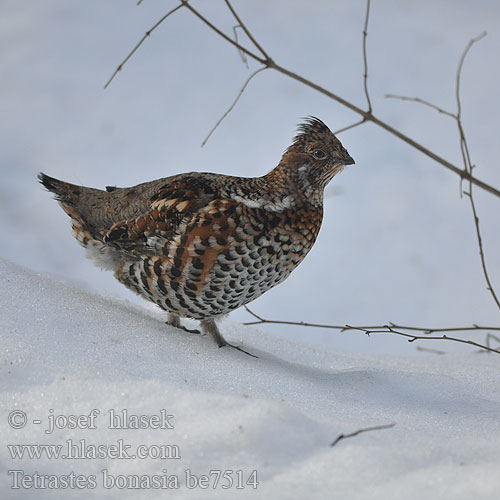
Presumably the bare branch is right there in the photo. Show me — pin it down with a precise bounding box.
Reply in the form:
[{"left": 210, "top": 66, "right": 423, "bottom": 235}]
[
  {"left": 464, "top": 170, "right": 500, "bottom": 310},
  {"left": 201, "top": 67, "right": 268, "bottom": 147},
  {"left": 455, "top": 35, "right": 485, "bottom": 174},
  {"left": 243, "top": 307, "right": 500, "bottom": 354},
  {"left": 264, "top": 66, "right": 500, "bottom": 197},
  {"left": 346, "top": 325, "right": 500, "bottom": 354},
  {"left": 384, "top": 323, "right": 500, "bottom": 335},
  {"left": 386, "top": 31, "right": 499, "bottom": 311},
  {"left": 362, "top": 0, "right": 372, "bottom": 113},
  {"left": 334, "top": 118, "right": 367, "bottom": 135},
  {"left": 224, "top": 0, "right": 270, "bottom": 60},
  {"left": 454, "top": 32, "right": 500, "bottom": 311},
  {"left": 181, "top": 1, "right": 267, "bottom": 65},
  {"left": 331, "top": 423, "right": 395, "bottom": 447},
  {"left": 232, "top": 26, "right": 249, "bottom": 68},
  {"left": 385, "top": 94, "right": 456, "bottom": 119},
  {"left": 244, "top": 305, "right": 347, "bottom": 330},
  {"left": 456, "top": 32, "right": 487, "bottom": 120},
  {"left": 105, "top": 3, "right": 500, "bottom": 198},
  {"left": 244, "top": 307, "right": 500, "bottom": 334},
  {"left": 106, "top": 4, "right": 499, "bottom": 354},
  {"left": 104, "top": 2, "right": 185, "bottom": 89},
  {"left": 244, "top": 305, "right": 264, "bottom": 322}
]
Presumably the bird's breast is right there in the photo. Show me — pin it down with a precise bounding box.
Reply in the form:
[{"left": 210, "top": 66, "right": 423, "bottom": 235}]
[{"left": 115, "top": 201, "right": 323, "bottom": 319}]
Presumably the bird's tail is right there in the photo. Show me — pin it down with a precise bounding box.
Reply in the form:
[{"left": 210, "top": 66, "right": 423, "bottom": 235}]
[
  {"left": 38, "top": 172, "right": 91, "bottom": 229},
  {"left": 38, "top": 172, "right": 124, "bottom": 270},
  {"left": 38, "top": 172, "right": 81, "bottom": 206},
  {"left": 38, "top": 172, "right": 101, "bottom": 245}
]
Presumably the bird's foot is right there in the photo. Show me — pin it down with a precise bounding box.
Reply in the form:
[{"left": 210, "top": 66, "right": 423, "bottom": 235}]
[{"left": 200, "top": 319, "right": 258, "bottom": 358}]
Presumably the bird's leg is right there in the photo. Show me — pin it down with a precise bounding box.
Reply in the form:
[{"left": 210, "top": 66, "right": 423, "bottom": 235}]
[
  {"left": 200, "top": 319, "right": 258, "bottom": 358},
  {"left": 167, "top": 312, "right": 181, "bottom": 328},
  {"left": 200, "top": 318, "right": 227, "bottom": 346},
  {"left": 166, "top": 313, "right": 201, "bottom": 334}
]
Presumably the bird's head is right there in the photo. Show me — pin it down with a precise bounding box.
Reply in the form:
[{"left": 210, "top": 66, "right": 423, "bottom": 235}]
[{"left": 276, "top": 117, "right": 354, "bottom": 204}]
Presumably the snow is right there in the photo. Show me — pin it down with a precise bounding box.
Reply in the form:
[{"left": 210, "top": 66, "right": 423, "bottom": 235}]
[{"left": 2, "top": 257, "right": 500, "bottom": 499}]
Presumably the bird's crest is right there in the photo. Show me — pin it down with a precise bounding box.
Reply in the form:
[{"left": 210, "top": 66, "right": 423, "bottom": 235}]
[{"left": 292, "top": 116, "right": 335, "bottom": 147}]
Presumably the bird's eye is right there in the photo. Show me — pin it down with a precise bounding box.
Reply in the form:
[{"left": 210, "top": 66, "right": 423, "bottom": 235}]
[{"left": 313, "top": 149, "right": 326, "bottom": 159}]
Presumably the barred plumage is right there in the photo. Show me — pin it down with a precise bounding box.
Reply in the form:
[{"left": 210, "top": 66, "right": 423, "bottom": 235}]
[{"left": 39, "top": 117, "right": 354, "bottom": 355}]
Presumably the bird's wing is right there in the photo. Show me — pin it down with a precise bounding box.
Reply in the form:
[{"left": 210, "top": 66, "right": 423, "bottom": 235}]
[{"left": 102, "top": 175, "right": 231, "bottom": 255}]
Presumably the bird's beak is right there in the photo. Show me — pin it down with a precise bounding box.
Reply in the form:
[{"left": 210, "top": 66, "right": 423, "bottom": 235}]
[
  {"left": 332, "top": 155, "right": 355, "bottom": 176},
  {"left": 342, "top": 155, "right": 355, "bottom": 166}
]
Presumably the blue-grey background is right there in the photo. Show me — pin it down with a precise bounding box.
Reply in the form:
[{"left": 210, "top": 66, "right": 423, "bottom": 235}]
[{"left": 2, "top": 0, "right": 499, "bottom": 354}]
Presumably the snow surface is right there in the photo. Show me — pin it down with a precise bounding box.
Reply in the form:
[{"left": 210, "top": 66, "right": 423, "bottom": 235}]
[{"left": 2, "top": 257, "right": 500, "bottom": 499}]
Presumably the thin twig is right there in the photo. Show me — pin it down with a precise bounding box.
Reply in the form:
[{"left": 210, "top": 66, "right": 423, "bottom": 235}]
[
  {"left": 386, "top": 32, "right": 498, "bottom": 311},
  {"left": 105, "top": 3, "right": 500, "bottom": 354},
  {"left": 182, "top": 0, "right": 267, "bottom": 65},
  {"left": 385, "top": 94, "right": 456, "bottom": 119},
  {"left": 330, "top": 423, "right": 395, "bottom": 447},
  {"left": 187, "top": 3, "right": 500, "bottom": 197},
  {"left": 319, "top": 0, "right": 371, "bottom": 136},
  {"left": 346, "top": 325, "right": 500, "bottom": 354},
  {"left": 455, "top": 32, "right": 500, "bottom": 311},
  {"left": 334, "top": 118, "right": 367, "bottom": 135},
  {"left": 243, "top": 307, "right": 500, "bottom": 354},
  {"left": 456, "top": 33, "right": 487, "bottom": 121},
  {"left": 456, "top": 35, "right": 486, "bottom": 175},
  {"left": 201, "top": 67, "right": 268, "bottom": 147},
  {"left": 385, "top": 93, "right": 467, "bottom": 198},
  {"left": 464, "top": 188, "right": 500, "bottom": 310},
  {"left": 243, "top": 307, "right": 500, "bottom": 334},
  {"left": 268, "top": 66, "right": 500, "bottom": 196},
  {"left": 383, "top": 323, "right": 500, "bottom": 334},
  {"left": 104, "top": 2, "right": 500, "bottom": 198},
  {"left": 104, "top": 2, "right": 185, "bottom": 89},
  {"left": 362, "top": 0, "right": 372, "bottom": 113},
  {"left": 232, "top": 26, "right": 249, "bottom": 68},
  {"left": 224, "top": 0, "right": 270, "bottom": 60}
]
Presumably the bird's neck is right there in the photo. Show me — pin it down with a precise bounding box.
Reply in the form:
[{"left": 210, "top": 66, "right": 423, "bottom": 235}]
[{"left": 262, "top": 162, "right": 324, "bottom": 209}]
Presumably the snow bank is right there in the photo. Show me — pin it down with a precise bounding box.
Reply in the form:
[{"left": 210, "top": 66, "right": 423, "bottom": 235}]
[{"left": 1, "top": 258, "right": 499, "bottom": 499}]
